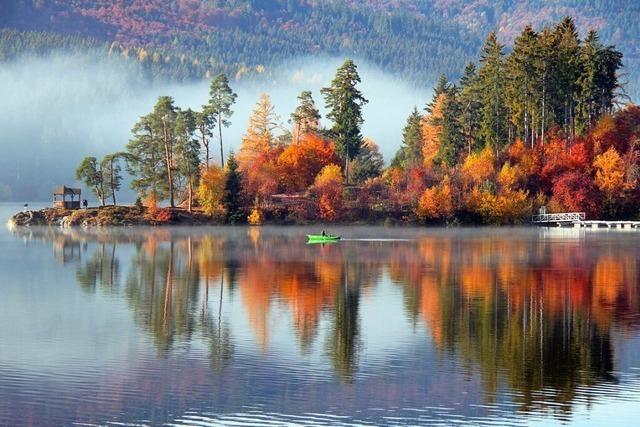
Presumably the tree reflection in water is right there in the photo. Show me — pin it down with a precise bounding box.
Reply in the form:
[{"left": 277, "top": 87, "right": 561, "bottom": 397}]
[{"left": 14, "top": 226, "right": 640, "bottom": 413}]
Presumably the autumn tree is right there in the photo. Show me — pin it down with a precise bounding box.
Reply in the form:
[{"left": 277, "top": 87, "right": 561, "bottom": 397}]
[
  {"left": 278, "top": 132, "right": 339, "bottom": 192},
  {"left": 197, "top": 165, "right": 226, "bottom": 216},
  {"left": 208, "top": 73, "right": 237, "bottom": 166},
  {"left": 551, "top": 171, "right": 601, "bottom": 218},
  {"left": 238, "top": 93, "right": 281, "bottom": 169},
  {"left": 594, "top": 147, "right": 625, "bottom": 201},
  {"left": 313, "top": 164, "right": 344, "bottom": 221},
  {"left": 461, "top": 146, "right": 496, "bottom": 187},
  {"left": 321, "top": 59, "right": 368, "bottom": 183},
  {"left": 421, "top": 91, "right": 445, "bottom": 168},
  {"left": 238, "top": 93, "right": 283, "bottom": 201},
  {"left": 416, "top": 175, "right": 454, "bottom": 221}
]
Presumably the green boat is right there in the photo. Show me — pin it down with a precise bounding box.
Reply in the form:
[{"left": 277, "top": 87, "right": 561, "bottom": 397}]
[{"left": 306, "top": 234, "right": 341, "bottom": 243}]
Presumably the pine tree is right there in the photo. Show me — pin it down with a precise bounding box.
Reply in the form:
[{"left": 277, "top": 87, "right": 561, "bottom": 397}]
[
  {"left": 392, "top": 107, "right": 423, "bottom": 168},
  {"left": 153, "top": 96, "right": 179, "bottom": 207},
  {"left": 196, "top": 109, "right": 216, "bottom": 168},
  {"left": 100, "top": 153, "right": 123, "bottom": 206},
  {"left": 208, "top": 73, "right": 237, "bottom": 166},
  {"left": 351, "top": 138, "right": 384, "bottom": 183},
  {"left": 126, "top": 114, "right": 167, "bottom": 201},
  {"left": 506, "top": 25, "right": 539, "bottom": 147},
  {"left": 459, "top": 62, "right": 481, "bottom": 153},
  {"left": 438, "top": 85, "right": 465, "bottom": 167},
  {"left": 290, "top": 90, "right": 321, "bottom": 143},
  {"left": 553, "top": 17, "right": 581, "bottom": 141},
  {"left": 223, "top": 153, "right": 243, "bottom": 223},
  {"left": 321, "top": 59, "right": 368, "bottom": 184},
  {"left": 426, "top": 73, "right": 449, "bottom": 114},
  {"left": 175, "top": 108, "right": 200, "bottom": 211},
  {"left": 478, "top": 32, "right": 507, "bottom": 156}
]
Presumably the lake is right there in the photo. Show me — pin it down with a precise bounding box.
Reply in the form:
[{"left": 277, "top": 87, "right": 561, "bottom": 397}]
[{"left": 1, "top": 203, "right": 640, "bottom": 426}]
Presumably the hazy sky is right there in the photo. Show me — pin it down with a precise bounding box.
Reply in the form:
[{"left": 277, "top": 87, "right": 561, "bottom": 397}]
[{"left": 0, "top": 52, "right": 429, "bottom": 201}]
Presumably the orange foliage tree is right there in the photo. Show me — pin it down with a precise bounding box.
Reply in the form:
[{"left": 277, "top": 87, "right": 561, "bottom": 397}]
[
  {"left": 421, "top": 93, "right": 445, "bottom": 168},
  {"left": 594, "top": 147, "right": 625, "bottom": 198},
  {"left": 238, "top": 93, "right": 283, "bottom": 201},
  {"left": 312, "top": 164, "right": 344, "bottom": 221},
  {"left": 415, "top": 175, "right": 454, "bottom": 221},
  {"left": 277, "top": 133, "right": 340, "bottom": 192}
]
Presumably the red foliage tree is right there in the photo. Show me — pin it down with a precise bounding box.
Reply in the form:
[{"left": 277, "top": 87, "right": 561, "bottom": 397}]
[{"left": 551, "top": 171, "right": 602, "bottom": 218}]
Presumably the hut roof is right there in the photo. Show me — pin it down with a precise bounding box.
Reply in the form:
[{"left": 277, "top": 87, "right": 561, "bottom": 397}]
[{"left": 53, "top": 186, "right": 81, "bottom": 195}]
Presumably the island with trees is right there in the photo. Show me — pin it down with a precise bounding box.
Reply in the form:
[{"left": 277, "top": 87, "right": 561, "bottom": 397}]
[{"left": 11, "top": 18, "right": 640, "bottom": 228}]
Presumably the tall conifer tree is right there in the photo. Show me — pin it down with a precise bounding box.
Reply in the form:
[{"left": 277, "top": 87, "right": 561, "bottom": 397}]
[{"left": 321, "top": 59, "right": 368, "bottom": 184}]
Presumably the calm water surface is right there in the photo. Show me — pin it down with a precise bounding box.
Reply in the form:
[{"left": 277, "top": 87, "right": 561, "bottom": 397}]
[{"left": 1, "top": 204, "right": 640, "bottom": 426}]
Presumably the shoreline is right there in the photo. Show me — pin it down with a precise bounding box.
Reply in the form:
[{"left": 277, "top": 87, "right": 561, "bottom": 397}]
[
  {"left": 8, "top": 206, "right": 415, "bottom": 228},
  {"left": 9, "top": 206, "right": 640, "bottom": 229}
]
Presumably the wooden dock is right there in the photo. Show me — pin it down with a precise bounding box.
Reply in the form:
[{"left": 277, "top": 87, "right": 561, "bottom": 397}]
[{"left": 532, "top": 212, "right": 640, "bottom": 229}]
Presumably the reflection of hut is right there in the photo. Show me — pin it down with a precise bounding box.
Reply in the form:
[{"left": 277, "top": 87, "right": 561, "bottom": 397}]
[
  {"left": 53, "top": 186, "right": 81, "bottom": 209},
  {"left": 53, "top": 238, "right": 81, "bottom": 264}
]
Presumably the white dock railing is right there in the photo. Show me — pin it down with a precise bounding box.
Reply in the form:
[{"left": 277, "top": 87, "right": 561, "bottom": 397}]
[{"left": 531, "top": 212, "right": 586, "bottom": 223}]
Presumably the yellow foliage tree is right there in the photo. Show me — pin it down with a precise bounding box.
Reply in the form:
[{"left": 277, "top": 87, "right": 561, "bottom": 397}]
[
  {"left": 247, "top": 206, "right": 263, "bottom": 225},
  {"left": 238, "top": 93, "right": 280, "bottom": 172},
  {"left": 421, "top": 93, "right": 445, "bottom": 168},
  {"left": 197, "top": 165, "right": 227, "bottom": 216},
  {"left": 497, "top": 162, "right": 521, "bottom": 191},
  {"left": 461, "top": 146, "right": 496, "bottom": 187},
  {"left": 593, "top": 147, "right": 625, "bottom": 198}
]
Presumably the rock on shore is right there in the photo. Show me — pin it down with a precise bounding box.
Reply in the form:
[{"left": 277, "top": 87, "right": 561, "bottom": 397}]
[{"left": 9, "top": 206, "right": 211, "bottom": 227}]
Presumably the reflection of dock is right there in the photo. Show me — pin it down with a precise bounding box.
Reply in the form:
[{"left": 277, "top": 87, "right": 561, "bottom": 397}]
[{"left": 532, "top": 212, "right": 640, "bottom": 229}]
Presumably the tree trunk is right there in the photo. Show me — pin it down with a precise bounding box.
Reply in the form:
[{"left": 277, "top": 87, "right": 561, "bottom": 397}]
[
  {"left": 218, "top": 111, "right": 224, "bottom": 167},
  {"left": 188, "top": 177, "right": 193, "bottom": 212},
  {"left": 541, "top": 71, "right": 546, "bottom": 147},
  {"left": 111, "top": 159, "right": 117, "bottom": 206},
  {"left": 201, "top": 128, "right": 209, "bottom": 169},
  {"left": 163, "top": 120, "right": 174, "bottom": 207},
  {"left": 344, "top": 152, "right": 349, "bottom": 185}
]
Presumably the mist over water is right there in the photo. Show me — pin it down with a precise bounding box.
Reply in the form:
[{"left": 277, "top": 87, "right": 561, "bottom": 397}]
[{"left": 0, "top": 52, "right": 428, "bottom": 202}]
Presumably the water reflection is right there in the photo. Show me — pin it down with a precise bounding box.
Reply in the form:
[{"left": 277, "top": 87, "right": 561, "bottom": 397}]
[{"left": 7, "top": 226, "right": 640, "bottom": 423}]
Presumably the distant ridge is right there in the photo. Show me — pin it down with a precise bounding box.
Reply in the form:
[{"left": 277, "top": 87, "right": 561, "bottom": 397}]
[{"left": 1, "top": 0, "right": 639, "bottom": 92}]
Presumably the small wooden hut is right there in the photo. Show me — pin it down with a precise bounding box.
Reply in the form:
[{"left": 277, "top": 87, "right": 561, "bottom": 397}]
[{"left": 53, "top": 186, "right": 81, "bottom": 209}]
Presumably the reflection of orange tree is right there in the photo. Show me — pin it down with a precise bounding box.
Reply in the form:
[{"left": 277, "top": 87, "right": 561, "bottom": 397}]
[
  {"left": 235, "top": 238, "right": 383, "bottom": 381},
  {"left": 391, "top": 234, "right": 637, "bottom": 413}
]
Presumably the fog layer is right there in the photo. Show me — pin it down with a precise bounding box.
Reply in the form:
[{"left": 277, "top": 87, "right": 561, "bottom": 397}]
[{"left": 0, "top": 53, "right": 429, "bottom": 202}]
